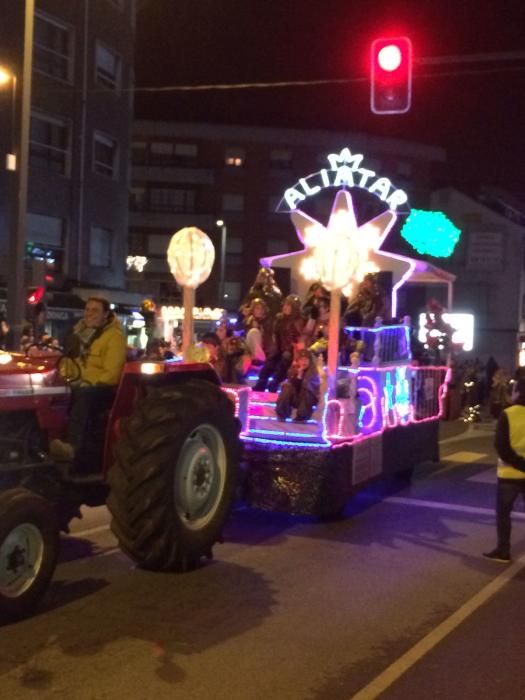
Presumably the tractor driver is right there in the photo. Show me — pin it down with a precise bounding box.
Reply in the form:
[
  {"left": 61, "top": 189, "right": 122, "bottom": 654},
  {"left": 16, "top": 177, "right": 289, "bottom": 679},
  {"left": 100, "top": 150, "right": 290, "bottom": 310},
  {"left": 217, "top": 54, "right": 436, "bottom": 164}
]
[{"left": 50, "top": 296, "right": 127, "bottom": 474}]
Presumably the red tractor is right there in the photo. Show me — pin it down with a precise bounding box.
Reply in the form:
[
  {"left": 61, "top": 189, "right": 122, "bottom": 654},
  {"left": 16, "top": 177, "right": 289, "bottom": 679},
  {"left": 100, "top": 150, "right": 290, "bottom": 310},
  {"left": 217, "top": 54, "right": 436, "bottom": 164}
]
[{"left": 0, "top": 350, "right": 241, "bottom": 621}]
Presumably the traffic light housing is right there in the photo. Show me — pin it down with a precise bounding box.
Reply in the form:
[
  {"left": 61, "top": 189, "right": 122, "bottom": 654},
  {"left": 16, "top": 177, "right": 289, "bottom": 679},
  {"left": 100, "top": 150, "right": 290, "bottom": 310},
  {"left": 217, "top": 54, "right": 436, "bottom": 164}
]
[{"left": 370, "top": 37, "right": 412, "bottom": 114}]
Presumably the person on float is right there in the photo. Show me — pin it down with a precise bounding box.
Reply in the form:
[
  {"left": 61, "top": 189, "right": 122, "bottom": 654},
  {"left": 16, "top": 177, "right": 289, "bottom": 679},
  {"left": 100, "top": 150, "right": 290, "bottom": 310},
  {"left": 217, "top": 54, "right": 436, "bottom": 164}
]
[
  {"left": 253, "top": 294, "right": 305, "bottom": 393},
  {"left": 244, "top": 297, "right": 275, "bottom": 367},
  {"left": 343, "top": 273, "right": 389, "bottom": 327},
  {"left": 216, "top": 322, "right": 251, "bottom": 384},
  {"left": 239, "top": 266, "right": 283, "bottom": 321},
  {"left": 49, "top": 296, "right": 127, "bottom": 473},
  {"left": 483, "top": 377, "right": 525, "bottom": 563},
  {"left": 276, "top": 348, "right": 320, "bottom": 421},
  {"left": 302, "top": 294, "right": 330, "bottom": 362}
]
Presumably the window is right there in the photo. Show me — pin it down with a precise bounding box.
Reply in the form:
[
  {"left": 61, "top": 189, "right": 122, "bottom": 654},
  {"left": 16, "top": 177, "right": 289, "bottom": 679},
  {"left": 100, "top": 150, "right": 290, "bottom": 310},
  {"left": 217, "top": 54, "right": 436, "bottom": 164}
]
[
  {"left": 175, "top": 143, "right": 198, "bottom": 158},
  {"left": 222, "top": 193, "right": 244, "bottom": 212},
  {"left": 150, "top": 141, "right": 175, "bottom": 165},
  {"left": 33, "top": 11, "right": 73, "bottom": 82},
  {"left": 90, "top": 226, "right": 113, "bottom": 268},
  {"left": 128, "top": 229, "right": 147, "bottom": 255},
  {"left": 30, "top": 112, "right": 70, "bottom": 175},
  {"left": 95, "top": 42, "right": 121, "bottom": 89},
  {"left": 131, "top": 141, "right": 147, "bottom": 164},
  {"left": 270, "top": 149, "right": 292, "bottom": 169},
  {"left": 93, "top": 132, "right": 118, "bottom": 177},
  {"left": 226, "top": 237, "right": 243, "bottom": 266},
  {"left": 149, "top": 188, "right": 195, "bottom": 212},
  {"left": 225, "top": 147, "right": 245, "bottom": 167},
  {"left": 27, "top": 213, "right": 65, "bottom": 274},
  {"left": 129, "top": 186, "right": 146, "bottom": 210}
]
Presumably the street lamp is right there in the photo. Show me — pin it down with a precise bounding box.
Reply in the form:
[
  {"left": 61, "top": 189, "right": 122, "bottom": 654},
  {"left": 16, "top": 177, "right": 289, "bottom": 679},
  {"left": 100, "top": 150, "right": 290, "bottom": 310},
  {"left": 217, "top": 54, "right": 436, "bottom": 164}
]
[
  {"left": 5, "top": 0, "right": 34, "bottom": 348},
  {"left": 216, "top": 219, "right": 227, "bottom": 305},
  {"left": 0, "top": 66, "right": 17, "bottom": 172}
]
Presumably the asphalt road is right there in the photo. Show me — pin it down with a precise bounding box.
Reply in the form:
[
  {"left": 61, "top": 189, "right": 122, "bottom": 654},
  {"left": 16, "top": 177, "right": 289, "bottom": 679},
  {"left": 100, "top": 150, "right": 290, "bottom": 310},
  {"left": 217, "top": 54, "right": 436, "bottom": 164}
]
[{"left": 2, "top": 420, "right": 525, "bottom": 700}]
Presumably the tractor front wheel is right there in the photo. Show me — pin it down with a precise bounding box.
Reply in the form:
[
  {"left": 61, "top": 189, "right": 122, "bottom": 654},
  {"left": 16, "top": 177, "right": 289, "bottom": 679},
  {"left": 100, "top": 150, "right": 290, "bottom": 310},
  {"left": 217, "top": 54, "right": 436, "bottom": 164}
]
[{"left": 0, "top": 488, "right": 59, "bottom": 622}]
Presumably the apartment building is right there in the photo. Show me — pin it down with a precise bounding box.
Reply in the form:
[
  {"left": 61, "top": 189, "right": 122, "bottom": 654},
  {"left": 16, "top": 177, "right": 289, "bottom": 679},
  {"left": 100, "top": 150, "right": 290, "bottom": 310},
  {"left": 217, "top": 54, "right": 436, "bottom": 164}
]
[
  {"left": 129, "top": 120, "right": 447, "bottom": 311},
  {"left": 0, "top": 0, "right": 135, "bottom": 316}
]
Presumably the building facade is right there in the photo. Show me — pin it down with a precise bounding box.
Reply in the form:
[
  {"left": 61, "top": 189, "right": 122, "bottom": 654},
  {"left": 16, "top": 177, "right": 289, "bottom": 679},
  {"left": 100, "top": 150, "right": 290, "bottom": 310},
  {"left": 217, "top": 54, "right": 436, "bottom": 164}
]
[
  {"left": 0, "top": 0, "right": 135, "bottom": 316},
  {"left": 430, "top": 187, "right": 525, "bottom": 371},
  {"left": 129, "top": 120, "right": 447, "bottom": 312}
]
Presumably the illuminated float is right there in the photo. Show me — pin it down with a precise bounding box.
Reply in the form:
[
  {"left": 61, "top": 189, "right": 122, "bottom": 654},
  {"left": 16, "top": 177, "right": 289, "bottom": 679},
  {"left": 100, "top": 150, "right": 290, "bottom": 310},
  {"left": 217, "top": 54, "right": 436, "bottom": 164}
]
[{"left": 228, "top": 147, "right": 454, "bottom": 516}]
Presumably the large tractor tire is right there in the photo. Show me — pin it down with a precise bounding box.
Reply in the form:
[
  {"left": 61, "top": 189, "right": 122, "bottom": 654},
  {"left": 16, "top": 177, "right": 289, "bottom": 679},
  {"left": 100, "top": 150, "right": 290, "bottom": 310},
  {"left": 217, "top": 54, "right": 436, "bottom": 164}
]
[
  {"left": 107, "top": 380, "right": 241, "bottom": 571},
  {"left": 0, "top": 488, "right": 60, "bottom": 622}
]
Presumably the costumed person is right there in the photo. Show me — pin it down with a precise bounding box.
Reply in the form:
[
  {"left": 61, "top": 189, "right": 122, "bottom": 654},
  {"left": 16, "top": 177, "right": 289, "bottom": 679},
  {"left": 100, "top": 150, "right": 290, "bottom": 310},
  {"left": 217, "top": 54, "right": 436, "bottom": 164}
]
[
  {"left": 140, "top": 298, "right": 158, "bottom": 344},
  {"left": 244, "top": 297, "right": 275, "bottom": 367},
  {"left": 343, "top": 273, "right": 389, "bottom": 328},
  {"left": 216, "top": 322, "right": 251, "bottom": 383},
  {"left": 422, "top": 298, "right": 457, "bottom": 365},
  {"left": 201, "top": 332, "right": 227, "bottom": 381},
  {"left": 276, "top": 348, "right": 320, "bottom": 421},
  {"left": 49, "top": 296, "right": 127, "bottom": 474},
  {"left": 483, "top": 377, "right": 525, "bottom": 563},
  {"left": 490, "top": 368, "right": 511, "bottom": 419},
  {"left": 239, "top": 266, "right": 283, "bottom": 321},
  {"left": 302, "top": 282, "right": 330, "bottom": 320},
  {"left": 254, "top": 294, "right": 305, "bottom": 393},
  {"left": 302, "top": 293, "right": 330, "bottom": 360}
]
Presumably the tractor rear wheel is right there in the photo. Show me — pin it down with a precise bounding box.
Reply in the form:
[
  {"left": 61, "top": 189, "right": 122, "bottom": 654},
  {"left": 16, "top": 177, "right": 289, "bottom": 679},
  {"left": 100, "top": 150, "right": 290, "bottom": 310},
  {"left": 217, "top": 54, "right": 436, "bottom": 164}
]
[
  {"left": 107, "top": 380, "right": 241, "bottom": 571},
  {"left": 0, "top": 488, "right": 59, "bottom": 622}
]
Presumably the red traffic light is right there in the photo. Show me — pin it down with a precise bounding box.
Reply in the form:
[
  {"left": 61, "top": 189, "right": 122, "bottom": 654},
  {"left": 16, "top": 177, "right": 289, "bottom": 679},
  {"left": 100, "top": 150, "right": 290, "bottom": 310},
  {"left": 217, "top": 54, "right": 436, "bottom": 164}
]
[
  {"left": 370, "top": 37, "right": 412, "bottom": 114},
  {"left": 27, "top": 286, "right": 45, "bottom": 305}
]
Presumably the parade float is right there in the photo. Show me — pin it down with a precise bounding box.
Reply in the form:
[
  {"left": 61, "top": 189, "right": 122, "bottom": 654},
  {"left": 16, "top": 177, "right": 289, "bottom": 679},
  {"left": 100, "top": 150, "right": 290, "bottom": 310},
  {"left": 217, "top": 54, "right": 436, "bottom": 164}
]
[{"left": 227, "top": 147, "right": 452, "bottom": 517}]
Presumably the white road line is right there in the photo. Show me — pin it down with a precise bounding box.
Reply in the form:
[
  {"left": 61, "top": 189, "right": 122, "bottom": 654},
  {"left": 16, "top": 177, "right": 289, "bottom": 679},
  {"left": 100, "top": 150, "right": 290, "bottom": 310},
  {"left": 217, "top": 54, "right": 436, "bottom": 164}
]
[
  {"left": 385, "top": 495, "right": 525, "bottom": 520},
  {"left": 350, "top": 551, "right": 525, "bottom": 700}
]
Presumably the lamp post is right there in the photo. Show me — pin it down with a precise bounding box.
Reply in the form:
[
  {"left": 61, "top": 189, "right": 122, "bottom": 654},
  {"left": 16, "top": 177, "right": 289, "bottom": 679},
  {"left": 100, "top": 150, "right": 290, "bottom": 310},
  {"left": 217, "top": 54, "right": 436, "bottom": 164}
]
[
  {"left": 216, "top": 219, "right": 227, "bottom": 305},
  {"left": 0, "top": 68, "right": 17, "bottom": 173},
  {"left": 5, "top": 0, "right": 34, "bottom": 348}
]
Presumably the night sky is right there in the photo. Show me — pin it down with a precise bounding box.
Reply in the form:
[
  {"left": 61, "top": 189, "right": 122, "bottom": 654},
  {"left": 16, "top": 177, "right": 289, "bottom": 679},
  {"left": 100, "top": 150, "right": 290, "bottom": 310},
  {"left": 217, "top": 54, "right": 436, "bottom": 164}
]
[{"left": 134, "top": 0, "right": 525, "bottom": 194}]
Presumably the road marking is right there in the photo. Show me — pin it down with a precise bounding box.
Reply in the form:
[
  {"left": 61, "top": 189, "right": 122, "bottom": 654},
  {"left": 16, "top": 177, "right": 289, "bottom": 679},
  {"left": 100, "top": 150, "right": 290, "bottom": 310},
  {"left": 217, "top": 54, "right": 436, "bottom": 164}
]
[
  {"left": 350, "top": 552, "right": 525, "bottom": 699},
  {"left": 384, "top": 495, "right": 525, "bottom": 520},
  {"left": 467, "top": 467, "right": 497, "bottom": 484},
  {"left": 433, "top": 451, "right": 489, "bottom": 476}
]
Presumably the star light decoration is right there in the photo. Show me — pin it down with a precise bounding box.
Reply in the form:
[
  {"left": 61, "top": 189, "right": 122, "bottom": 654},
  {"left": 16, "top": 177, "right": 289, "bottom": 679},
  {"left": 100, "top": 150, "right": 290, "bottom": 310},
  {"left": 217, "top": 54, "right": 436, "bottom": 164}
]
[{"left": 266, "top": 190, "right": 414, "bottom": 313}]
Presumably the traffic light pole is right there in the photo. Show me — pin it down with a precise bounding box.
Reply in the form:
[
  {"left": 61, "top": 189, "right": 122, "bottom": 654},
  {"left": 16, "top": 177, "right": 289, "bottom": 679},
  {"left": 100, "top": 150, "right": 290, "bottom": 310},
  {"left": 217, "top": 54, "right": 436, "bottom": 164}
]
[{"left": 7, "top": 0, "right": 34, "bottom": 349}]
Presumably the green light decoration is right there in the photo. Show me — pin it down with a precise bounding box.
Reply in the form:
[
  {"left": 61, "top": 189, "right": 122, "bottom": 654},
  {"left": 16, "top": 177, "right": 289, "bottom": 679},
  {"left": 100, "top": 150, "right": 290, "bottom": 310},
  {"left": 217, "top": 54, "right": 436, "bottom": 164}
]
[{"left": 400, "top": 209, "right": 461, "bottom": 258}]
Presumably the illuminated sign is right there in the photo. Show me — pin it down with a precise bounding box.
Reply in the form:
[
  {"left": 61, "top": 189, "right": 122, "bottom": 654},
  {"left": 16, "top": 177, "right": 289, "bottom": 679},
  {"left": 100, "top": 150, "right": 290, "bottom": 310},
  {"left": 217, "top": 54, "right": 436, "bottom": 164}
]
[
  {"left": 418, "top": 313, "right": 474, "bottom": 352},
  {"left": 282, "top": 148, "right": 408, "bottom": 212},
  {"left": 160, "top": 306, "right": 224, "bottom": 322}
]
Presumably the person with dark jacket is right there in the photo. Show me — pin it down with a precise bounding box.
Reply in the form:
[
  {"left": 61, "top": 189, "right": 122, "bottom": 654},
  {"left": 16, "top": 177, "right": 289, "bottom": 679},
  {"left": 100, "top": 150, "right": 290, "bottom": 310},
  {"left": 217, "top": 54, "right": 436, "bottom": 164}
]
[
  {"left": 276, "top": 349, "right": 320, "bottom": 421},
  {"left": 483, "top": 378, "right": 525, "bottom": 562},
  {"left": 253, "top": 295, "right": 305, "bottom": 392}
]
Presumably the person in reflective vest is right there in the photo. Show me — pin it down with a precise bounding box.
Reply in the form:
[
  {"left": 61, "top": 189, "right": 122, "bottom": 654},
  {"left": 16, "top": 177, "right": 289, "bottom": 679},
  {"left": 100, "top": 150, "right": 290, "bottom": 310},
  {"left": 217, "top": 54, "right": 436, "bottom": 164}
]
[{"left": 483, "top": 377, "right": 525, "bottom": 563}]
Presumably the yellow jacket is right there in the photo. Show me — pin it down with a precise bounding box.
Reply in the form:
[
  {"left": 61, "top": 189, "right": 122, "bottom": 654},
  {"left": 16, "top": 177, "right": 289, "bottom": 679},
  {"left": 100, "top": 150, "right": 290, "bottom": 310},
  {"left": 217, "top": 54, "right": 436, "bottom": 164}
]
[
  {"left": 63, "top": 317, "right": 127, "bottom": 386},
  {"left": 496, "top": 404, "right": 525, "bottom": 480}
]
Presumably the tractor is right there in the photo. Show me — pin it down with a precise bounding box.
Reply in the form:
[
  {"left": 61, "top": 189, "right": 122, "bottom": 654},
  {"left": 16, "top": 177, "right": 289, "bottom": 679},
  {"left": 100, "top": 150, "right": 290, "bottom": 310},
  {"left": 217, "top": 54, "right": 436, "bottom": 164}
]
[{"left": 0, "top": 349, "right": 241, "bottom": 621}]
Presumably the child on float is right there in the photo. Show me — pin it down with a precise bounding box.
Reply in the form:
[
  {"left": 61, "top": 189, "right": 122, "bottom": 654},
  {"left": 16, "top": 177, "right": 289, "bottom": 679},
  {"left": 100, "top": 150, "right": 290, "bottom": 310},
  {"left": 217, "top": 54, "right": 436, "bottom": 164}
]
[
  {"left": 276, "top": 348, "right": 320, "bottom": 421},
  {"left": 215, "top": 322, "right": 251, "bottom": 384},
  {"left": 244, "top": 297, "right": 275, "bottom": 367},
  {"left": 253, "top": 294, "right": 305, "bottom": 393}
]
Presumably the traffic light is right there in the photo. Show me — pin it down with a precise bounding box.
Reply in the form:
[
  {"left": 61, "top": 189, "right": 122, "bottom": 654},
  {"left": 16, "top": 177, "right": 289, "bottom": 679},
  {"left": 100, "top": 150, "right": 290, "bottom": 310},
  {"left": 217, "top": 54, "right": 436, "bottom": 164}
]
[{"left": 370, "top": 37, "right": 412, "bottom": 114}]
